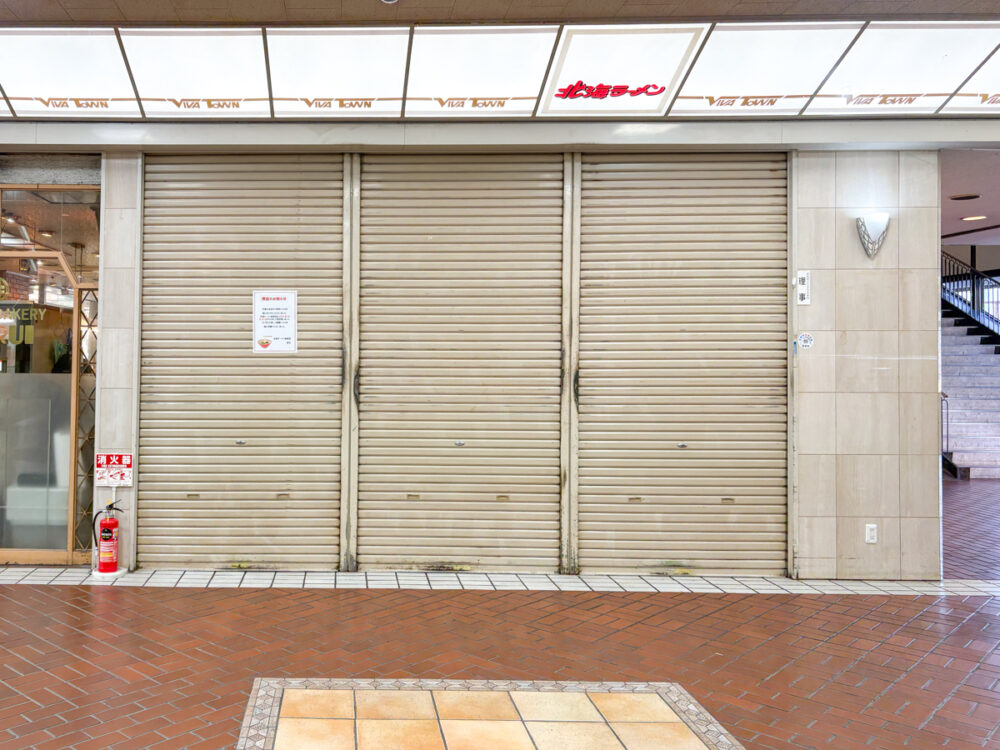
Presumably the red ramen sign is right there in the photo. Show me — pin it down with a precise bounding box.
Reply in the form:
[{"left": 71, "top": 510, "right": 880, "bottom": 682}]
[{"left": 555, "top": 81, "right": 666, "bottom": 99}]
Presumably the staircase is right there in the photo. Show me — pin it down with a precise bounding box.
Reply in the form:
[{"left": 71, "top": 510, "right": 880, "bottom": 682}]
[{"left": 941, "top": 302, "right": 1000, "bottom": 479}]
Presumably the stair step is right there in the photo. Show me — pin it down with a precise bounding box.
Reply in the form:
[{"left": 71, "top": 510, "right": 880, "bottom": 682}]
[
  {"left": 946, "top": 421, "right": 1000, "bottom": 437},
  {"left": 946, "top": 435, "right": 1000, "bottom": 450},
  {"left": 942, "top": 355, "right": 1000, "bottom": 366},
  {"left": 949, "top": 450, "right": 1000, "bottom": 466},
  {"left": 941, "top": 366, "right": 1000, "bottom": 378},
  {"left": 940, "top": 376, "right": 1000, "bottom": 388},
  {"left": 941, "top": 326, "right": 979, "bottom": 336},
  {"left": 942, "top": 344, "right": 998, "bottom": 355},
  {"left": 970, "top": 466, "right": 1000, "bottom": 478},
  {"left": 940, "top": 385, "right": 1000, "bottom": 395},
  {"left": 942, "top": 366, "right": 1000, "bottom": 377},
  {"left": 948, "top": 409, "right": 1000, "bottom": 422}
]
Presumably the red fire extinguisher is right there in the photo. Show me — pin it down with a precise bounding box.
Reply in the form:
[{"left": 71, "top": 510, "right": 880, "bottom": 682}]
[{"left": 93, "top": 501, "right": 123, "bottom": 574}]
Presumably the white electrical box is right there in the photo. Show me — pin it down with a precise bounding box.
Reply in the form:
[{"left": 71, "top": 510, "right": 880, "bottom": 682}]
[{"left": 865, "top": 523, "right": 878, "bottom": 544}]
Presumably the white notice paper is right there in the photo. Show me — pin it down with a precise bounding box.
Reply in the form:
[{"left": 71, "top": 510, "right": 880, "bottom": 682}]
[{"left": 253, "top": 290, "right": 297, "bottom": 353}]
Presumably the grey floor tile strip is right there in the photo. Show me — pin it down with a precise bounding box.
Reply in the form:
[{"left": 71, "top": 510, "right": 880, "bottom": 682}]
[{"left": 2, "top": 566, "right": 1000, "bottom": 596}]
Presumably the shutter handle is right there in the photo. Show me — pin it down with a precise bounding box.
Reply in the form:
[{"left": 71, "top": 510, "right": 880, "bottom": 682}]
[
  {"left": 353, "top": 367, "right": 360, "bottom": 404},
  {"left": 573, "top": 370, "right": 580, "bottom": 406}
]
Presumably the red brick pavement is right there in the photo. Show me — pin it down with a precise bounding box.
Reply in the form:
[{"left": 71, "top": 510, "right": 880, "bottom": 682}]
[
  {"left": 944, "top": 478, "right": 1000, "bottom": 579},
  {"left": 2, "top": 586, "right": 1000, "bottom": 749}
]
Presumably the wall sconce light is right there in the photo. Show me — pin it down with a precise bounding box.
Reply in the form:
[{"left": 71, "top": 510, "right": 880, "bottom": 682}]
[{"left": 856, "top": 212, "right": 890, "bottom": 259}]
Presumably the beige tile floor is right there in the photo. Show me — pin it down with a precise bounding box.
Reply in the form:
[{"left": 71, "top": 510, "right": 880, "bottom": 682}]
[{"left": 273, "top": 688, "right": 709, "bottom": 750}]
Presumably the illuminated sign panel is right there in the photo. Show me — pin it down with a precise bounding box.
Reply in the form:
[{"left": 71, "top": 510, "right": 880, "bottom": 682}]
[
  {"left": 405, "top": 26, "right": 558, "bottom": 117},
  {"left": 808, "top": 22, "right": 1000, "bottom": 115},
  {"left": 943, "top": 49, "right": 1000, "bottom": 113},
  {"left": 0, "top": 29, "right": 139, "bottom": 117},
  {"left": 0, "top": 22, "right": 997, "bottom": 121},
  {"left": 266, "top": 28, "right": 409, "bottom": 117},
  {"left": 120, "top": 28, "right": 270, "bottom": 118},
  {"left": 537, "top": 24, "right": 708, "bottom": 117},
  {"left": 673, "top": 23, "right": 862, "bottom": 116}
]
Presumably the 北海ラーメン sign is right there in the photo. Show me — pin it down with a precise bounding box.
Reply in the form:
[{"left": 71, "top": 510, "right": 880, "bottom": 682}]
[{"left": 252, "top": 290, "right": 297, "bottom": 353}]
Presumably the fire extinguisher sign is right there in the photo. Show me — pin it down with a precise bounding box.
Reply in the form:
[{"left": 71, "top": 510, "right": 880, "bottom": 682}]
[{"left": 96, "top": 453, "right": 133, "bottom": 487}]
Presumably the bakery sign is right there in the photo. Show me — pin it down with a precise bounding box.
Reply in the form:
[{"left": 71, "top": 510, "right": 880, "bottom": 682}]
[{"left": 253, "top": 290, "right": 297, "bottom": 353}]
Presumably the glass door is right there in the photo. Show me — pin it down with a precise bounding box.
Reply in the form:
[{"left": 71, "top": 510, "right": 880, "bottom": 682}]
[
  {"left": 0, "top": 186, "right": 100, "bottom": 564},
  {"left": 0, "top": 255, "right": 74, "bottom": 551}
]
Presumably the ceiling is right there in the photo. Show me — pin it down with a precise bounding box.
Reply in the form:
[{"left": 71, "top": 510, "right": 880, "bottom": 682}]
[
  {"left": 3, "top": 21, "right": 1000, "bottom": 121},
  {"left": 0, "top": 1, "right": 996, "bottom": 25},
  {"left": 942, "top": 149, "right": 1000, "bottom": 245}
]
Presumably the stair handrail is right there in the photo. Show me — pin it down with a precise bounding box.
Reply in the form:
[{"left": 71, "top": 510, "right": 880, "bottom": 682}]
[
  {"left": 940, "top": 392, "right": 949, "bottom": 455},
  {"left": 941, "top": 250, "right": 1000, "bottom": 337}
]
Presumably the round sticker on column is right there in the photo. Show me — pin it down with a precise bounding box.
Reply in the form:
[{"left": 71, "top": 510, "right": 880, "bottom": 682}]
[{"left": 797, "top": 332, "right": 815, "bottom": 349}]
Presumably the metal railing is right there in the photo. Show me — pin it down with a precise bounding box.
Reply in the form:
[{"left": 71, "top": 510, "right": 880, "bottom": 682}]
[
  {"left": 941, "top": 392, "right": 950, "bottom": 455},
  {"left": 942, "top": 250, "right": 1000, "bottom": 336}
]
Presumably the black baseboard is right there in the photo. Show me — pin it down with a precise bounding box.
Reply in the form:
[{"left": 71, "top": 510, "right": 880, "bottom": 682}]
[{"left": 943, "top": 453, "right": 969, "bottom": 480}]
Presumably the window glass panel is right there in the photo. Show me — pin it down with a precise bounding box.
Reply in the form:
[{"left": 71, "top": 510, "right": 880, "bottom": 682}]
[
  {"left": 808, "top": 22, "right": 1000, "bottom": 115},
  {"left": 0, "top": 29, "right": 138, "bottom": 118},
  {"left": 942, "top": 48, "right": 1000, "bottom": 113},
  {"left": 120, "top": 28, "right": 270, "bottom": 118},
  {"left": 405, "top": 26, "right": 558, "bottom": 117},
  {"left": 267, "top": 27, "right": 409, "bottom": 117},
  {"left": 1, "top": 190, "right": 100, "bottom": 285},
  {"left": 673, "top": 23, "right": 861, "bottom": 116},
  {"left": 537, "top": 24, "right": 708, "bottom": 117}
]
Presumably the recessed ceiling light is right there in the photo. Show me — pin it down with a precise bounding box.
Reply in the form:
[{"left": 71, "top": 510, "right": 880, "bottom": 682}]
[
  {"left": 961, "top": 215, "right": 988, "bottom": 221},
  {"left": 950, "top": 194, "right": 981, "bottom": 201},
  {"left": 38, "top": 230, "right": 54, "bottom": 237}
]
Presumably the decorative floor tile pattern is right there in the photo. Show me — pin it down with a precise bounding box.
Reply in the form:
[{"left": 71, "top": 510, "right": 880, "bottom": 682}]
[
  {"left": 236, "top": 679, "right": 743, "bottom": 750},
  {"left": 3, "top": 565, "right": 1000, "bottom": 595},
  {"left": 944, "top": 477, "right": 1000, "bottom": 579},
  {"left": 1, "top": 585, "right": 999, "bottom": 749}
]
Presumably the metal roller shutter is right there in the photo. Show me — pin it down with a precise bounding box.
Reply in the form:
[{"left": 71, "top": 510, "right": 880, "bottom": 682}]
[
  {"left": 578, "top": 153, "right": 788, "bottom": 575},
  {"left": 138, "top": 155, "right": 343, "bottom": 568},
  {"left": 357, "top": 154, "right": 563, "bottom": 571}
]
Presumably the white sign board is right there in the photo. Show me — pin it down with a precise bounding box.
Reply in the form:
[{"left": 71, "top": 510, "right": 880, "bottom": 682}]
[
  {"left": 253, "top": 290, "right": 297, "bottom": 353},
  {"left": 96, "top": 453, "right": 133, "bottom": 487},
  {"left": 795, "top": 271, "right": 811, "bottom": 305}
]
